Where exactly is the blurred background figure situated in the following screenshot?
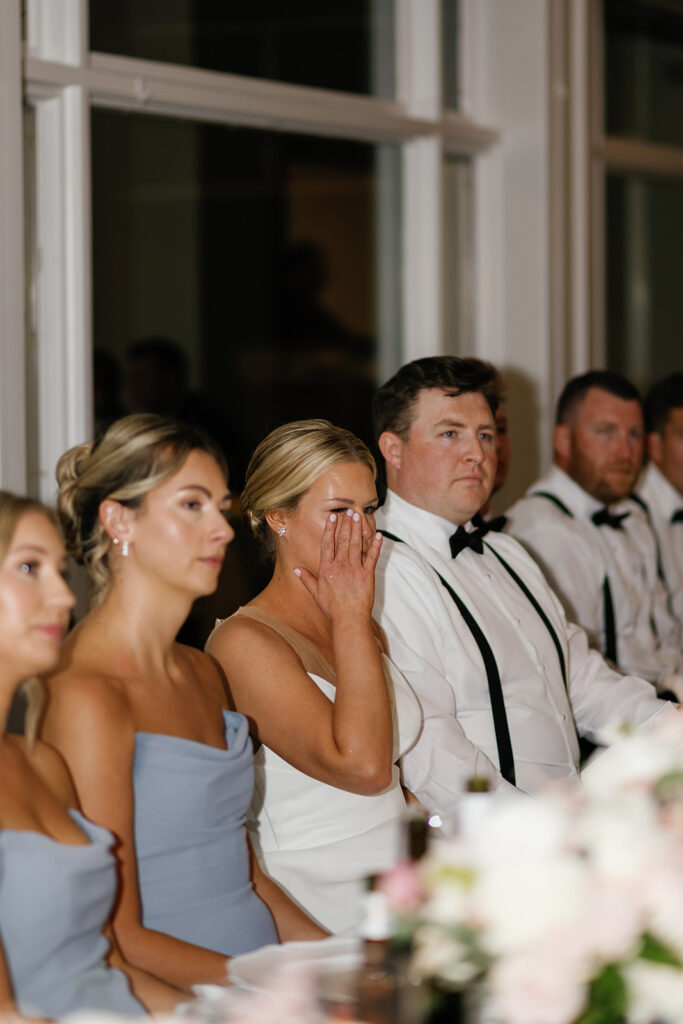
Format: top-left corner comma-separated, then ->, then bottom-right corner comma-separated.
506,371 -> 683,696
125,336 -> 244,477
93,348 -> 125,438
276,241 -> 376,446
639,372 -> 683,625
476,363 -> 510,522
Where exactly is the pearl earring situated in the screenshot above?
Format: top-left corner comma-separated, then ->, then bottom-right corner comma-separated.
121,540 -> 130,557
277,527 -> 286,536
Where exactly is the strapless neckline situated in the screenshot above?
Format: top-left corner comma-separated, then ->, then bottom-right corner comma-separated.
0,808 -> 111,850
135,708 -> 246,756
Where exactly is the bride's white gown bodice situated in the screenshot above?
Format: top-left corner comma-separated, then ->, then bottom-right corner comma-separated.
222,607 -> 422,934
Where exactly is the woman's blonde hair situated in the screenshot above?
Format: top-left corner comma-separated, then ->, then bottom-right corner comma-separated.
0,490 -> 61,745
57,413 -> 228,604
242,419 -> 376,558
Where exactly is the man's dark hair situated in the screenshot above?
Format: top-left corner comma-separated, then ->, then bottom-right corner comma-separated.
555,370 -> 641,426
373,356 -> 500,441
643,373 -> 683,435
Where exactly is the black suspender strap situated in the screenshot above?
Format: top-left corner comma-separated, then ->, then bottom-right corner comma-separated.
530,491 -> 572,517
602,580 -> 618,664
484,545 -> 567,692
379,529 -> 516,786
531,491 -> 618,666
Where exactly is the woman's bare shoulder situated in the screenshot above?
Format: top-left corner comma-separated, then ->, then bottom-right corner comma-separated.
43,649 -> 133,741
207,610 -> 295,659
10,735 -> 79,807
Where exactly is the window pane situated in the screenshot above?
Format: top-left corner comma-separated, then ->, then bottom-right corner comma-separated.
443,156 -> 473,353
604,0 -> 683,147
91,108 -> 399,641
605,172 -> 683,387
89,0 -> 394,98
442,0 -> 460,110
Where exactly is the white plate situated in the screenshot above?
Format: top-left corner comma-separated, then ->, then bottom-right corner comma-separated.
227,935 -> 361,992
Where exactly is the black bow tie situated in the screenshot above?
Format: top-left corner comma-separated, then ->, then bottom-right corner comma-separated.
449,515 -> 507,558
672,509 -> 683,524
591,508 -> 630,530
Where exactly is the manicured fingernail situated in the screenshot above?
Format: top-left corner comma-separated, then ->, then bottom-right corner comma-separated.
345,509 -> 353,517
293,568 -> 302,577
375,532 -> 382,540
329,513 -> 337,522
353,512 -> 360,522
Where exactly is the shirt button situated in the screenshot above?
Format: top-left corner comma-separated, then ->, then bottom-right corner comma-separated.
561,713 -> 567,721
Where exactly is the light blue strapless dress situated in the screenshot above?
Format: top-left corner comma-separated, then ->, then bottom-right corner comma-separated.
134,710 -> 278,956
0,810 -> 145,1018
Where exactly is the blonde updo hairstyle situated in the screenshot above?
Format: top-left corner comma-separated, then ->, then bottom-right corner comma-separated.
57,413 -> 228,604
242,419 -> 376,559
0,490 -> 62,745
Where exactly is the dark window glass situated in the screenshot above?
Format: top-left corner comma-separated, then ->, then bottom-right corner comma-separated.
89,0 -> 394,98
606,172 -> 683,387
604,0 -> 683,147
91,108 -> 399,642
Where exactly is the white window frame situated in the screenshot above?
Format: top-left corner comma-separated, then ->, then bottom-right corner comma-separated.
577,0 -> 683,370
13,0 -> 501,501
4,0 -> 586,503
0,0 -> 27,492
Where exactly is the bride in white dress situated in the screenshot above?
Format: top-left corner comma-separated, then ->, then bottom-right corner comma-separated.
207,420 -> 421,934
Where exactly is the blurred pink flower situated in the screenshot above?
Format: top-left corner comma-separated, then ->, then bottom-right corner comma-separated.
380,861 -> 424,913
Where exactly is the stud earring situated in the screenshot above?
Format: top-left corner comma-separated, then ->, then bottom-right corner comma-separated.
277,527 -> 286,536
121,540 -> 130,557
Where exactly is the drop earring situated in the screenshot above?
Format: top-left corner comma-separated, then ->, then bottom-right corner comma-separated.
277,527 -> 286,536
121,540 -> 130,557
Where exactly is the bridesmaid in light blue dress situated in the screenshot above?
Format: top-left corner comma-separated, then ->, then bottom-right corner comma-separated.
0,491 -> 181,1017
42,416 -> 325,996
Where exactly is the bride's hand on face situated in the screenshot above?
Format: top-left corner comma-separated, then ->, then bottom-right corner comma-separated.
294,509 -> 382,620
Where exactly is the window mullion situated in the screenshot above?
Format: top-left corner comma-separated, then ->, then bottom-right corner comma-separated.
397,0 -> 443,358
0,0 -> 27,492
33,85 -> 92,503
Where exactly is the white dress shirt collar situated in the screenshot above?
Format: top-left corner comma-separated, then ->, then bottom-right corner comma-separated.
380,489 -> 465,559
536,465 -> 632,518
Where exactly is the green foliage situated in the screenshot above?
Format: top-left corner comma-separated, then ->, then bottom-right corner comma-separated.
573,965 -> 627,1024
639,932 -> 682,967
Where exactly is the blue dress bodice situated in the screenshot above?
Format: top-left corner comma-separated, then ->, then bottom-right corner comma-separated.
0,810 -> 145,1018
133,710 -> 278,956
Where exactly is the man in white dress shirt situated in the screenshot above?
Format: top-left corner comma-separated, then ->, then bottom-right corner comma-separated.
505,371 -> 682,692
372,357 -> 672,810
638,373 -> 683,625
